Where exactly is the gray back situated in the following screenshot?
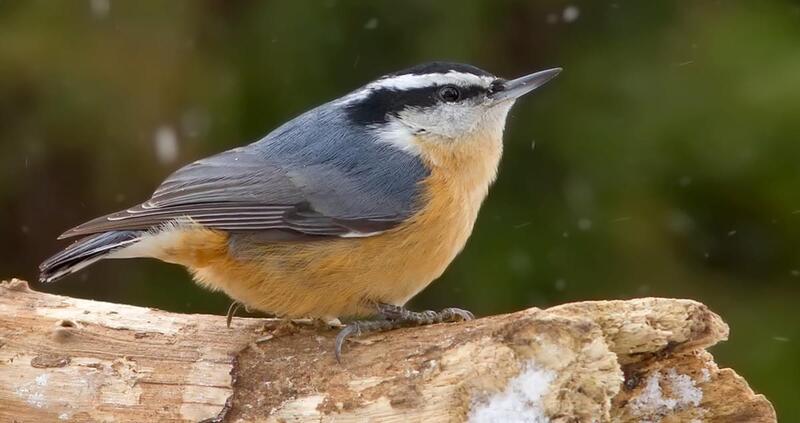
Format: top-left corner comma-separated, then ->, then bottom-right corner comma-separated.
60,100 -> 430,239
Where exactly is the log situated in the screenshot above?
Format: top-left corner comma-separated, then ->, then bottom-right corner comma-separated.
0,278 -> 776,422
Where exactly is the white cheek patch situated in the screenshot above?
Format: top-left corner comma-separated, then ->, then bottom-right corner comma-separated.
395,100 -> 514,141
398,103 -> 487,139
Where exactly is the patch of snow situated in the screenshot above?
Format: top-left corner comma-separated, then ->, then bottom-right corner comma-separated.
154,125 -> 179,164
35,373 -> 49,386
468,362 -> 555,423
668,369 -> 703,406
562,6 -> 580,23
15,373 -> 49,408
629,368 -> 704,421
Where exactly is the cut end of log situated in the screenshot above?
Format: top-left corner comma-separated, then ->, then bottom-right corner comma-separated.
0,278 -> 776,422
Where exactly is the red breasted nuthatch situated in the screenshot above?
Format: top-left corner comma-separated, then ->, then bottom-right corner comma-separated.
40,62 -> 560,359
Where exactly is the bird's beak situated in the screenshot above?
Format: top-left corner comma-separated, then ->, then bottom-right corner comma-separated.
488,67 -> 562,102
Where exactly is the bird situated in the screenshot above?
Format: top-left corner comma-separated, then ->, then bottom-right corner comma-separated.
39,62 -> 561,360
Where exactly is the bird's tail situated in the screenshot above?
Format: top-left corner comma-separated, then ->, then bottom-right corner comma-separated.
39,231 -> 143,283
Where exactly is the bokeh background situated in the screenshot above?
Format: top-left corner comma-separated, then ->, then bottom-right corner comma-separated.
1,0 -> 798,417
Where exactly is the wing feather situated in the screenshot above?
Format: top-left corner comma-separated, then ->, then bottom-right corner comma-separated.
59,106 -> 429,240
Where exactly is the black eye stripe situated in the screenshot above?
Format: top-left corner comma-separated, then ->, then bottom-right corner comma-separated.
455,84 -> 486,100
346,84 -> 487,125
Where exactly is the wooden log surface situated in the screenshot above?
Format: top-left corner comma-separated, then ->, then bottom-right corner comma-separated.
0,278 -> 776,422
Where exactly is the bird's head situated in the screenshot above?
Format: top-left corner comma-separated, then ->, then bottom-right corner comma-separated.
337,62 -> 561,153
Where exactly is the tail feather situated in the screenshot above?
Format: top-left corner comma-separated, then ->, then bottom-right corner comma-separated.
39,231 -> 142,283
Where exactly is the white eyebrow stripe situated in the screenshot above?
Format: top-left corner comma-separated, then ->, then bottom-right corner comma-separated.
368,71 -> 494,91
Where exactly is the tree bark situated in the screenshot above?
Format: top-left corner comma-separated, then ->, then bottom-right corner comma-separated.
0,278 -> 776,422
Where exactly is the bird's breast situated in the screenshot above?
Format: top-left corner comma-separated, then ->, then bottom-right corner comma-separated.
186,131 -> 504,318
376,130 -> 505,300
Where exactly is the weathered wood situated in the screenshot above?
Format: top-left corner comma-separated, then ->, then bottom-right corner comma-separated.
0,278 -> 776,422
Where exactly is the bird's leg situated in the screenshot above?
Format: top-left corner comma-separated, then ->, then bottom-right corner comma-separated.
334,303 -> 474,362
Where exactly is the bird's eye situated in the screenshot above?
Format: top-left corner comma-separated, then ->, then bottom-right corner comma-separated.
438,85 -> 461,102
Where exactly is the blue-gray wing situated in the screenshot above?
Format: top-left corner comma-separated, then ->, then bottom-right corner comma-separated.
60,105 -> 429,239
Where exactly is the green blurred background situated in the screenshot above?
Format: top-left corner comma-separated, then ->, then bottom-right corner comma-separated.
1,0 -> 798,418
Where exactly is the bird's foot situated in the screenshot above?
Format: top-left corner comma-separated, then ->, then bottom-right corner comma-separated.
334,303 -> 474,363
375,303 -> 474,324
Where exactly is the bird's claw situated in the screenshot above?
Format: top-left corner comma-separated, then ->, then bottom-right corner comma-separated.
226,301 -> 254,328
439,307 -> 474,322
334,319 -> 397,363
226,301 -> 241,328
